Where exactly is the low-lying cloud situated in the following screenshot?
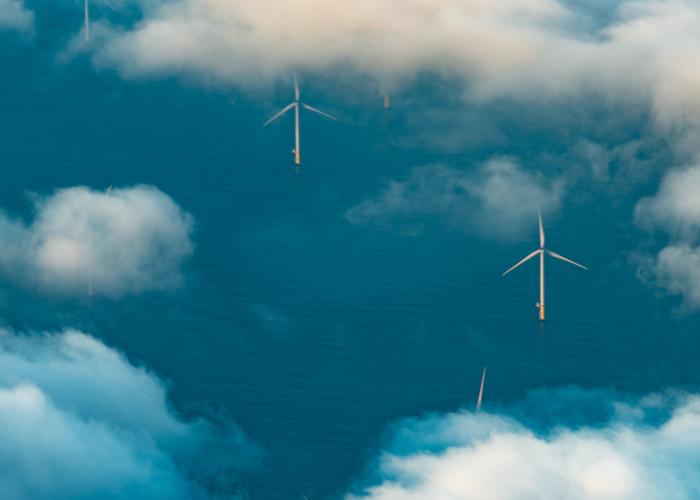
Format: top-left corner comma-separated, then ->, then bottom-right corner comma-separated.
87,0 -> 700,148
635,165 -> 700,309
348,388 -> 700,500
636,165 -> 700,239
0,185 -> 194,298
0,0 -> 33,33
94,0 -> 564,88
0,328 -> 260,499
345,159 -> 564,240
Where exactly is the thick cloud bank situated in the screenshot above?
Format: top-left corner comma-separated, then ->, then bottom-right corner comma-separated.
635,165 -> 700,309
346,159 -> 564,239
92,1 -> 700,138
348,389 -> 700,500
95,0 -> 563,87
0,328 -> 260,499
0,185 -> 194,298
0,0 -> 33,33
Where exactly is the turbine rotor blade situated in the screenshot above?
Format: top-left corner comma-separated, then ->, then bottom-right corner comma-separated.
302,103 -> 338,121
294,74 -> 300,102
546,250 -> 588,270
263,102 -> 296,126
476,367 -> 486,412
502,249 -> 541,276
102,0 -> 118,11
538,208 -> 545,248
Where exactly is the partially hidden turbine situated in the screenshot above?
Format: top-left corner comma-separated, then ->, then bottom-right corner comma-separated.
83,0 -> 118,42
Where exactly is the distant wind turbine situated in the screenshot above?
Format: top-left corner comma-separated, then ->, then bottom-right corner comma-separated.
263,75 -> 337,173
503,210 -> 587,321
476,366 -> 486,412
83,0 -> 118,42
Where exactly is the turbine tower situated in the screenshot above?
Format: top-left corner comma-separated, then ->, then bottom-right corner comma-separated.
503,210 -> 587,321
263,75 -> 338,173
84,0 -> 90,41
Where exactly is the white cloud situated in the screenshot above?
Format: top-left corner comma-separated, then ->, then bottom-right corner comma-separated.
90,0 -> 700,144
345,159 -> 564,239
645,244 -> 700,308
635,165 -> 700,308
0,328 -> 260,499
347,391 -> 700,500
94,0 -> 565,88
0,0 -> 33,33
635,165 -> 700,240
0,185 -> 194,298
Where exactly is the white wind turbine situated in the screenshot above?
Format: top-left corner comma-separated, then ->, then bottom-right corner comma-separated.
263,75 -> 338,173
503,210 -> 588,321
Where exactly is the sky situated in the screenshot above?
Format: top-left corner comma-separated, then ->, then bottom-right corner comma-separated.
4,0 -> 700,498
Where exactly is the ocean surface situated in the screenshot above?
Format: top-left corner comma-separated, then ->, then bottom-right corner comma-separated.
1,6 -> 699,499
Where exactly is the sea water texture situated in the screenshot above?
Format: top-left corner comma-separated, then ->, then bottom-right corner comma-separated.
2,1 -> 700,499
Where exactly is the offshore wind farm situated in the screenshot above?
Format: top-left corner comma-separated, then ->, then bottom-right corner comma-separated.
2,1 -> 700,499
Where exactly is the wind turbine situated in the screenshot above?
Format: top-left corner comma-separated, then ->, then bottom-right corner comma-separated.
503,210 -> 587,321
263,75 -> 338,173
83,0 -> 117,42
475,367 -> 486,412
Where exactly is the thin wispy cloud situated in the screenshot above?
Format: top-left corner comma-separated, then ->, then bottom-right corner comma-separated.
0,185 -> 194,298
0,0 -> 34,33
346,159 -> 564,240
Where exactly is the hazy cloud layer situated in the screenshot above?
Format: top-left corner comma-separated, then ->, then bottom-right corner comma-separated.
0,328 -> 260,499
0,185 -> 194,298
348,389 -> 700,500
0,0 -> 33,33
346,159 -> 564,239
635,165 -> 700,308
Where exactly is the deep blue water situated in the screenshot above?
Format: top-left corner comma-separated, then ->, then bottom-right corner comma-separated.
2,5 -> 700,499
